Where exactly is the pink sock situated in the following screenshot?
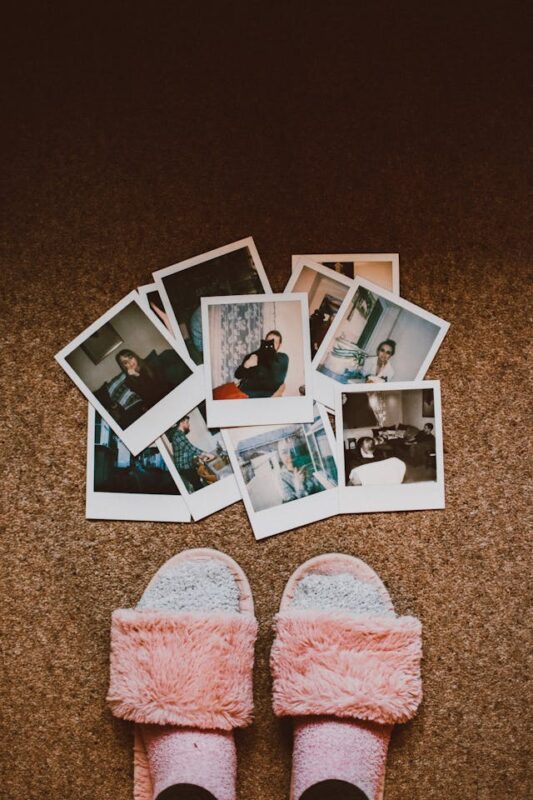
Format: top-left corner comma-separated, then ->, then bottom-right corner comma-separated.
141,725 -> 237,800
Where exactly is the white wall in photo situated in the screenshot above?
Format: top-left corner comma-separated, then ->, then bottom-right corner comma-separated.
262,301 -> 305,397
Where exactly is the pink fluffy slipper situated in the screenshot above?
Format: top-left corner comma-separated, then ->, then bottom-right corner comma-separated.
107,548 -> 258,800
270,554 -> 423,800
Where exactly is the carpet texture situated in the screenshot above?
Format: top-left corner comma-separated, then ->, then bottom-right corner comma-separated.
1,3 -> 530,798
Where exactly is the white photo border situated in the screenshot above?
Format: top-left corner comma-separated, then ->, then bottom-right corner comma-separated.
291,253 -> 400,295
202,292 -> 314,428
335,380 -> 445,513
55,290 -> 204,456
85,404 -> 191,522
222,403 -> 339,540
153,236 -> 272,348
312,277 -> 450,411
158,424 -> 241,522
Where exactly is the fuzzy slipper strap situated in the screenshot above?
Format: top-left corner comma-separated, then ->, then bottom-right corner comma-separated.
271,610 -> 422,725
108,609 -> 258,730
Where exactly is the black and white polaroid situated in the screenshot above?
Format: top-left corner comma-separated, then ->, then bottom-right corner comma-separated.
55,292 -> 204,455
137,282 -> 175,335
158,402 -> 240,520
223,403 -> 338,539
335,381 -> 444,513
285,258 -> 353,359
202,293 -> 314,428
313,277 -> 449,410
291,253 -> 400,294
153,237 -> 271,364
86,406 -> 190,522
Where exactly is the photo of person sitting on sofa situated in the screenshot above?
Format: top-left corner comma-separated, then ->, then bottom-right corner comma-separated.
213,330 -> 289,400
94,346 -> 192,428
343,388 -> 438,486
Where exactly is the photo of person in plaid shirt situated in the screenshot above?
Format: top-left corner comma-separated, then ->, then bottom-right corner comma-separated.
170,415 -> 212,491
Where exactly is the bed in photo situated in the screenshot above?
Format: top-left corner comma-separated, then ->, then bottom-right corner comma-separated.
202,293 -> 314,427
291,252 -> 400,294
313,277 -> 449,410
335,380 -> 444,513
158,401 -> 240,520
86,406 -> 190,522
153,237 -> 271,364
223,403 -> 338,539
55,292 -> 204,455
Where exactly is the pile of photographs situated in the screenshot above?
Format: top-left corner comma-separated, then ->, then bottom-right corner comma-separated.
55,239 -> 449,539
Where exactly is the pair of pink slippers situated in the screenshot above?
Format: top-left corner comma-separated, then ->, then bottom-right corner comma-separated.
108,548 -> 423,800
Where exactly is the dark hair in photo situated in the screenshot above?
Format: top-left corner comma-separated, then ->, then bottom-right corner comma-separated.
115,349 -> 155,380
425,422 -> 434,430
266,329 -> 283,345
377,339 -> 396,355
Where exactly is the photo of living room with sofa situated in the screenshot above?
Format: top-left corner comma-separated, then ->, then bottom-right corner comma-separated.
341,385 -> 440,487
65,300 -> 193,430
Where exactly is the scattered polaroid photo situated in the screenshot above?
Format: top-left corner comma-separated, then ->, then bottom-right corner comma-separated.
335,381 -> 444,513
153,237 -> 271,364
55,291 -> 204,455
291,253 -> 400,294
158,401 -> 241,520
202,293 -> 314,428
137,282 -> 175,336
285,258 -> 353,359
223,403 -> 338,540
86,406 -> 190,522
313,278 -> 450,410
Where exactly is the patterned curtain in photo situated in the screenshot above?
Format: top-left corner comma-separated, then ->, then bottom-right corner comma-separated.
213,303 -> 264,385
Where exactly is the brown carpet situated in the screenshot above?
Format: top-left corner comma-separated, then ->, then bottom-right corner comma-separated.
1,3 -> 530,798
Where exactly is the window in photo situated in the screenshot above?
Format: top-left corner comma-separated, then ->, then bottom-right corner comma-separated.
234,413 -> 337,513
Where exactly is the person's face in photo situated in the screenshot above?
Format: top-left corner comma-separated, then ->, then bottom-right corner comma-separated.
377,343 -> 393,367
361,437 -> 375,455
278,444 -> 294,469
179,417 -> 191,434
119,353 -> 140,375
266,332 -> 281,351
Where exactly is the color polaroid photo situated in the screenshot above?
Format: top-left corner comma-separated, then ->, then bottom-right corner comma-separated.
86,405 -> 190,522
291,253 -> 400,294
335,381 -> 444,513
158,401 -> 241,520
312,277 -> 450,410
202,293 -> 314,428
223,403 -> 338,539
153,237 -> 271,364
55,291 -> 204,455
285,258 -> 353,360
137,282 -> 175,335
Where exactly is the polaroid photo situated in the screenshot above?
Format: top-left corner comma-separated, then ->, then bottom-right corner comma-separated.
313,277 -> 450,410
285,258 -> 353,360
291,253 -> 400,294
137,282 -> 175,336
86,405 -> 190,522
223,403 -> 338,540
158,401 -> 241,520
153,237 -> 271,364
202,293 -> 314,428
55,291 -> 204,455
336,380 -> 444,513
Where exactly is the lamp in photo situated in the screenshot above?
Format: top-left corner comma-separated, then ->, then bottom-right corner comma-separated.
368,391 -> 387,427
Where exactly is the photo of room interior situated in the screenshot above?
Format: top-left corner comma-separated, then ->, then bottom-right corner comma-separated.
319,286 -> 441,383
160,246 -> 266,364
290,265 -> 351,356
66,302 -> 192,428
93,413 -> 179,495
343,388 -> 437,485
232,412 -> 337,512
